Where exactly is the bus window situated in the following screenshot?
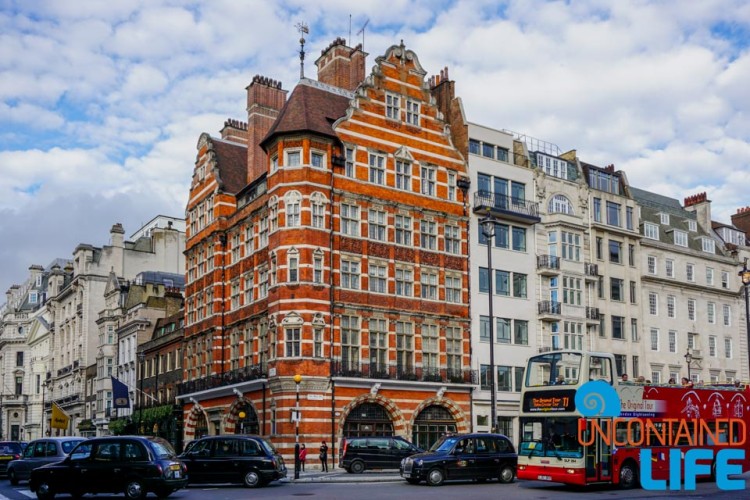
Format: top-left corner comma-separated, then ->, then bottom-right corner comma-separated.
525,352 -> 582,386
589,356 -> 613,384
523,421 -> 542,442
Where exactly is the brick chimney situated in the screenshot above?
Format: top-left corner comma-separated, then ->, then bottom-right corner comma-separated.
731,206 -> 750,238
683,192 -> 711,233
220,118 -> 248,145
246,75 -> 288,183
315,38 -> 368,91
429,67 -> 468,158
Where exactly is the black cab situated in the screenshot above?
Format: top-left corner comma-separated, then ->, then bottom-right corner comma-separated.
399,433 -> 517,486
29,436 -> 187,500
7,437 -> 86,484
339,435 -> 421,473
0,441 -> 25,476
179,434 -> 286,487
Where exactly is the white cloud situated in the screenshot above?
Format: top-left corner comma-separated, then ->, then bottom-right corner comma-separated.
2,0 -> 750,295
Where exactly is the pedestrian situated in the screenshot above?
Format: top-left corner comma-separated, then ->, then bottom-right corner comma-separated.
299,444 -> 307,472
621,373 -> 629,382
319,441 -> 328,472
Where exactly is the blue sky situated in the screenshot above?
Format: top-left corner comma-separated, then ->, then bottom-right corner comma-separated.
1,0 -> 750,297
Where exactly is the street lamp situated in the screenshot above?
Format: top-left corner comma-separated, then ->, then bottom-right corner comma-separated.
739,258 -> 750,380
293,374 -> 302,479
684,347 -> 693,381
138,351 -> 145,435
480,215 -> 497,432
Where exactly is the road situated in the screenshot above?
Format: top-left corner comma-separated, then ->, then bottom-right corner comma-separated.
1,475 -> 748,500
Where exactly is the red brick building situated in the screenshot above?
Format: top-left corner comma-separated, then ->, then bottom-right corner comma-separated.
179,39 -> 472,466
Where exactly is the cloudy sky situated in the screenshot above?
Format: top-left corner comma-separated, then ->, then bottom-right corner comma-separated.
1,0 -> 749,298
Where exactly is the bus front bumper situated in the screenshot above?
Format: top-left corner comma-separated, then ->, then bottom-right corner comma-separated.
517,463 -> 587,486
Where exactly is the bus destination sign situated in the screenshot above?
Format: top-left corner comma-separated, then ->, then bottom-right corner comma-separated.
522,389 -> 577,413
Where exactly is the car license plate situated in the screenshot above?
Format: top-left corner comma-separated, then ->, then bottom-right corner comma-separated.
170,464 -> 181,470
174,471 -> 181,479
538,475 -> 552,481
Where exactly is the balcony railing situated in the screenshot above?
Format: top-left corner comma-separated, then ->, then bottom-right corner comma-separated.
176,364 -> 266,396
537,255 -> 560,273
473,191 -> 541,224
332,359 -> 476,384
584,262 -> 599,277
538,300 -> 561,315
586,307 -> 600,320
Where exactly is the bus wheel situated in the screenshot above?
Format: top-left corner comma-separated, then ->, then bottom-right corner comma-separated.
619,461 -> 638,490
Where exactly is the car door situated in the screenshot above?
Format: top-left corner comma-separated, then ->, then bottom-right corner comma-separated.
83,441 -> 122,494
55,442 -> 92,494
209,438 -> 238,482
473,436 -> 498,479
445,437 -> 474,480
367,438 -> 390,469
391,438 -> 415,468
183,439 -> 211,483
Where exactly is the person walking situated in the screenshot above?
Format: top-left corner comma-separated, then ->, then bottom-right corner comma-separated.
319,441 -> 328,472
299,444 -> 307,472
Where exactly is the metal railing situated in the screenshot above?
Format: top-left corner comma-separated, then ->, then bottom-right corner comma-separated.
473,191 -> 540,219
176,364 -> 266,396
537,255 -> 560,270
332,359 -> 476,384
538,301 -> 562,315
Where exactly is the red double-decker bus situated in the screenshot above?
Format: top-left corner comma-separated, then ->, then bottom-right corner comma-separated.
516,350 -> 750,488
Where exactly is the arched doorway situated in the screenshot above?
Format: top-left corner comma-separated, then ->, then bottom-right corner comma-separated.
194,411 -> 209,439
412,405 -> 456,450
343,402 -> 394,437
234,402 -> 259,435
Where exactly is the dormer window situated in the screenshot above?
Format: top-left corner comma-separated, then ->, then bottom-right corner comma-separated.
688,220 -> 697,232
29,292 -> 38,304
660,213 -> 670,225
701,238 -> 715,254
674,230 -> 688,247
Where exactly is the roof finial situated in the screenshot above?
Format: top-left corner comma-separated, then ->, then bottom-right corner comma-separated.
296,21 -> 309,79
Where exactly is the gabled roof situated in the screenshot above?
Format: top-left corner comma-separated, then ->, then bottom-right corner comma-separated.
211,138 -> 248,194
261,79 -> 351,149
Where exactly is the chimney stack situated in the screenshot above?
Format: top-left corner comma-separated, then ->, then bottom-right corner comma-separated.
315,38 -> 368,91
246,75 -> 288,183
220,119 -> 249,145
731,207 -> 750,241
683,192 -> 711,233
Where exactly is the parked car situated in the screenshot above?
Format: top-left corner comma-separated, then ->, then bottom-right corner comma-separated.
0,441 -> 25,476
7,437 -> 86,485
339,435 -> 422,473
178,435 -> 286,488
399,433 -> 517,486
29,436 -> 187,500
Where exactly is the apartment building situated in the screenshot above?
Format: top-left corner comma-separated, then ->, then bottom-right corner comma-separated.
180,39 -> 472,460
630,190 -> 745,383
464,124 -> 539,440
44,222 -> 184,435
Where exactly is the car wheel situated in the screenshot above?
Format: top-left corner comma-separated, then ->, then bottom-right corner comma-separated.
124,479 -> 146,500
344,467 -> 352,473
427,468 -> 445,486
243,470 -> 262,488
350,460 -> 365,474
8,469 -> 19,486
498,464 -> 515,484
35,481 -> 55,500
619,461 -> 638,490
405,478 -> 420,485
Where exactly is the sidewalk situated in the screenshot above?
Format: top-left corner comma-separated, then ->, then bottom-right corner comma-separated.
284,467 -> 403,483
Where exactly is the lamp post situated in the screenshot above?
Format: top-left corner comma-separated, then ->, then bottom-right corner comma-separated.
684,347 -> 693,381
480,216 -> 497,432
293,374 -> 302,479
739,259 -> 750,380
138,351 -> 145,435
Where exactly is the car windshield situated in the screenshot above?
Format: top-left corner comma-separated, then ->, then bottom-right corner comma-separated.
429,436 -> 458,453
259,438 -> 277,455
150,440 -> 177,459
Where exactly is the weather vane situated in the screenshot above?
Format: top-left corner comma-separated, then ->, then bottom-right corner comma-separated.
296,22 -> 309,79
